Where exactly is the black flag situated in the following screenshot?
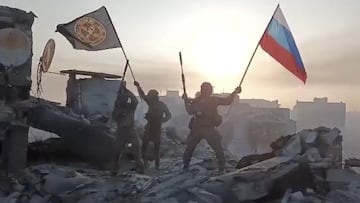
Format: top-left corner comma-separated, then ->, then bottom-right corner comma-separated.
56,6 -> 122,51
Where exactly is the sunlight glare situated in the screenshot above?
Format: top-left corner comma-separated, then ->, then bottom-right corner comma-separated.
191,30 -> 250,77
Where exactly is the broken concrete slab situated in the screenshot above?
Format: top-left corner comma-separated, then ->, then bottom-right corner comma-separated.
141,171 -> 209,202
199,157 -> 303,202
319,128 -> 341,145
326,169 -> 360,183
281,135 -> 302,157
289,191 -> 304,201
301,131 -> 318,145
27,105 -> 115,167
187,187 -> 222,203
42,170 -> 95,195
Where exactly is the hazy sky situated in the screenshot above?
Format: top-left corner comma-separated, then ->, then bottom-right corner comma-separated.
2,0 -> 360,110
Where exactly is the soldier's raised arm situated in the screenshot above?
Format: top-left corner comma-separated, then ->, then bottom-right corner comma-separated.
216,86 -> 242,105
134,81 -> 150,104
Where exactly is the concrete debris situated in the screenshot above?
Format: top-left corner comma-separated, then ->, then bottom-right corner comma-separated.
281,134 -> 302,157
345,158 -> 360,168
1,125 -> 360,203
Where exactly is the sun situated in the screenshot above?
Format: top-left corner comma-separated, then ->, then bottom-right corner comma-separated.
190,30 -> 250,77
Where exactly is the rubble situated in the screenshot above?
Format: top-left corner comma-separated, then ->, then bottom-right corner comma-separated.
2,125 -> 360,203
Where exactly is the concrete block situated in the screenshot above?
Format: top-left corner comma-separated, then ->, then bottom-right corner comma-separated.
301,131 -> 318,145
319,128 -> 341,145
282,135 -> 302,157
2,124 -> 29,174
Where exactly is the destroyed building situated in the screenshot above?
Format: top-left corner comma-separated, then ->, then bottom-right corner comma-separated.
61,69 -> 122,122
1,4 -> 360,203
0,6 -> 36,174
239,98 -> 280,108
292,97 -> 346,133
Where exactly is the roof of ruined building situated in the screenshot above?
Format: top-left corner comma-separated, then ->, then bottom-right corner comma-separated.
0,6 -> 36,28
60,69 -> 122,79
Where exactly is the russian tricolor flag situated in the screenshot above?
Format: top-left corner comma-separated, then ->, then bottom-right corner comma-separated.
260,6 -> 307,83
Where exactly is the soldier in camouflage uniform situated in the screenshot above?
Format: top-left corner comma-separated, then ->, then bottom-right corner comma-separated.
110,82 -> 145,175
134,81 -> 171,169
182,82 -> 241,172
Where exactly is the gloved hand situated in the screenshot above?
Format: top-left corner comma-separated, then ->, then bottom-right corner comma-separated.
234,86 -> 242,94
181,93 -> 188,100
134,81 -> 140,87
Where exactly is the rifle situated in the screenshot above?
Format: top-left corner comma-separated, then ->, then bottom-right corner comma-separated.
179,52 -> 187,99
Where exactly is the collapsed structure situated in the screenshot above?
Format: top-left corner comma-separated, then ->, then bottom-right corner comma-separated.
3,126 -> 360,203
0,6 -> 36,174
0,5 -> 359,203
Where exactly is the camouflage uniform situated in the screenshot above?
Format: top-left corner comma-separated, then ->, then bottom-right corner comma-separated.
111,87 -> 144,174
183,90 -> 239,171
135,84 -> 171,169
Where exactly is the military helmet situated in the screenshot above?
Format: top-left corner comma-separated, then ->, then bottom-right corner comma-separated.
200,82 -> 213,96
147,89 -> 159,100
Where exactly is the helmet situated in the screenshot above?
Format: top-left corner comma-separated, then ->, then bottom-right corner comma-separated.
200,82 -> 213,96
147,89 -> 159,100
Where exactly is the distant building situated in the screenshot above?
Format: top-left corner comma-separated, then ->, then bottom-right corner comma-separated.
239,99 -> 280,108
138,90 -> 296,157
292,97 -> 346,133
222,101 -> 296,156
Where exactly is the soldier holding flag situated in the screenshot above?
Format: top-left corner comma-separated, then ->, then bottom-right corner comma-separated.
182,83 -> 241,172
134,81 -> 171,170
110,81 -> 145,175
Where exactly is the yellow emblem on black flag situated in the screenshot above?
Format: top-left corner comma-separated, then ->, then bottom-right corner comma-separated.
56,6 -> 122,51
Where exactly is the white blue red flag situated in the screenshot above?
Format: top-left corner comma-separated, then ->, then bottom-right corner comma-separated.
260,6 -> 307,83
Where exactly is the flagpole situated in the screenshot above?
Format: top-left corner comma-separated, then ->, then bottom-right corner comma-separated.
238,3 -> 279,86
104,7 -> 136,81
120,46 -> 136,81
224,4 -> 280,117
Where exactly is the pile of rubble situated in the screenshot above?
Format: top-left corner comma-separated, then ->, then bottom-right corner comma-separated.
1,126 -> 360,203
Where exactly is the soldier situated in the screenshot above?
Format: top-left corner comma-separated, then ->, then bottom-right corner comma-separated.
182,82 -> 241,172
110,81 -> 145,175
134,81 -> 171,169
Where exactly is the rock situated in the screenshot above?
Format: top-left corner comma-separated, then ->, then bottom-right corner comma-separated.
0,192 -> 21,203
280,188 -> 292,203
187,187 -> 222,203
42,169 -> 94,195
305,188 -> 315,195
13,183 -> 25,192
289,191 -> 304,201
128,174 -> 155,192
29,195 -> 46,203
